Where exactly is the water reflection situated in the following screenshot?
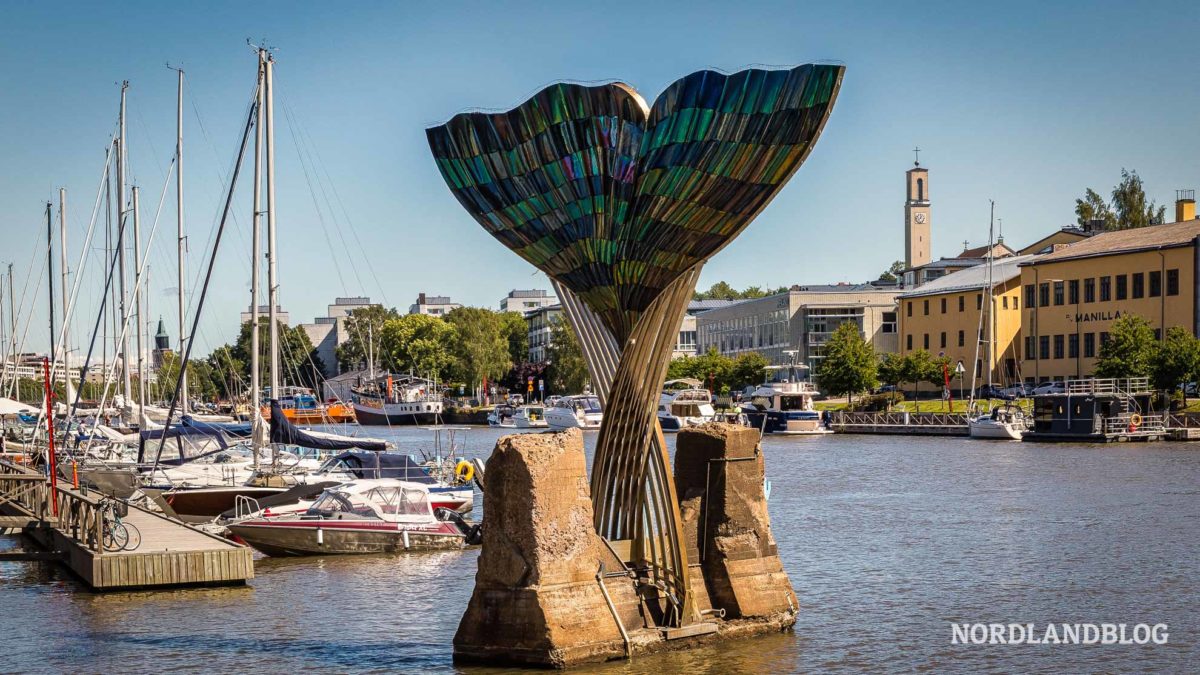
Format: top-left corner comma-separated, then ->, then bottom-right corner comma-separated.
2,429 -> 1197,673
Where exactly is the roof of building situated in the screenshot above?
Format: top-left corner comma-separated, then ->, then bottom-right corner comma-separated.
900,254 -> 1039,299
506,289 -> 550,298
687,299 -> 744,312
1023,219 -> 1200,265
959,241 -> 1015,259
1017,227 -> 1091,255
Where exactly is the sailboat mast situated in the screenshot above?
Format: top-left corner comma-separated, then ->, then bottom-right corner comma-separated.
59,188 -> 74,406
986,201 -> 995,389
264,52 -> 280,399
46,202 -> 56,381
250,51 -> 264,415
133,186 -> 145,420
117,81 -> 131,407
176,67 -> 188,415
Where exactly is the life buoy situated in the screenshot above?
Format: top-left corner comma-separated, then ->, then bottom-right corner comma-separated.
455,460 -> 475,483
1129,413 -> 1142,431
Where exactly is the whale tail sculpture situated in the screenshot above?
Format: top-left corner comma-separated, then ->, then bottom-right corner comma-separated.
428,63 -> 844,627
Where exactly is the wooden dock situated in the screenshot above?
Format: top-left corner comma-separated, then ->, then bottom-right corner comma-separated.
831,411 -> 970,436
0,460 -> 253,590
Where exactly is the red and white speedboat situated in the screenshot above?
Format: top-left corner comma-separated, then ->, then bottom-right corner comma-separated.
227,479 -> 479,556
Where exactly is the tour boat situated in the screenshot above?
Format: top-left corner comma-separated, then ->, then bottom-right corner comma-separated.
262,386 -> 356,424
226,479 -> 478,556
544,395 -> 603,430
739,381 -> 831,435
350,374 -> 443,426
968,405 -> 1028,440
657,380 -> 716,432
513,404 -> 548,428
487,403 -> 517,428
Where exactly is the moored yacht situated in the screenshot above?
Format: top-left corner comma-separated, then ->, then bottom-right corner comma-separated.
968,404 -> 1028,440
263,386 -> 355,424
545,395 -> 603,430
657,379 -> 716,432
226,479 -> 478,556
487,403 -> 517,428
513,404 -> 548,428
351,374 -> 443,426
739,380 -> 830,435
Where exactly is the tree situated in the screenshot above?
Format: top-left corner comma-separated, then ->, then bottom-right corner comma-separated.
231,319 -> 326,394
156,352 -> 218,404
1150,326 -> 1200,400
1095,314 -> 1157,378
816,322 -> 877,404
1111,169 -> 1165,230
730,352 -> 769,391
498,311 -> 529,367
877,260 -> 906,283
445,307 -> 512,395
546,316 -> 589,394
1075,188 -> 1116,230
379,313 -> 457,381
335,305 -> 400,372
878,352 -> 905,390
693,281 -> 741,301
206,345 -> 245,401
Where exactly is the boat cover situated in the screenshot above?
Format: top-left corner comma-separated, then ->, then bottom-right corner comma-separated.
182,415 -> 253,438
269,400 -> 387,451
137,425 -> 232,464
331,451 -> 436,483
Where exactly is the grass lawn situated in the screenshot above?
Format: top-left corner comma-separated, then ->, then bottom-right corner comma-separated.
817,398 -> 1033,413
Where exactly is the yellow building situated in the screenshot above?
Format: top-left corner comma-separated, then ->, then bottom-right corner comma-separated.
898,254 -> 1035,386
1019,197 -> 1200,382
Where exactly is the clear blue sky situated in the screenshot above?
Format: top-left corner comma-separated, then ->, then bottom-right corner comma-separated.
3,0 -> 1198,355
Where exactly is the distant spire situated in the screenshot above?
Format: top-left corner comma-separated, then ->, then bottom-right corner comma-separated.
913,146 -> 921,167
154,316 -> 170,350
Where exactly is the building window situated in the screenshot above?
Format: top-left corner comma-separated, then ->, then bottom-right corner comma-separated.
959,295 -> 965,312
1039,336 -> 1050,360
924,299 -> 929,316
1084,278 -> 1095,303
1167,269 -> 1180,296
941,297 -> 947,313
940,332 -> 947,348
1053,281 -> 1064,306
1116,274 -> 1127,300
1100,276 -> 1111,301
1149,270 -> 1162,298
1132,272 -> 1144,299
1084,332 -> 1096,358
923,333 -> 929,349
958,330 -> 965,347
1100,331 -> 1110,347
1014,296 -> 1019,309
917,177 -> 924,201
1039,283 -> 1050,307
907,334 -> 913,350
1053,335 -> 1064,359
907,301 -> 912,317
882,311 -> 897,333
1002,296 -> 1009,309
1154,328 -> 1162,341
1024,284 -> 1035,308
1068,279 -> 1079,304
1025,336 -> 1035,359
1069,334 -> 1079,358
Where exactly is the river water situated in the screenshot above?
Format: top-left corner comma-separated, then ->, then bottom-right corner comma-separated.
2,429 -> 1197,673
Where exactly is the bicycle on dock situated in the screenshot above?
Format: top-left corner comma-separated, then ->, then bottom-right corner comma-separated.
95,496 -> 141,552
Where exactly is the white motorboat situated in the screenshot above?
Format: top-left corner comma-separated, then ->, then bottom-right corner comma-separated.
968,405 -> 1027,440
739,375 -> 832,435
657,380 -> 716,432
513,404 -> 548,428
227,479 -> 479,557
487,403 -> 517,428
545,395 -> 603,430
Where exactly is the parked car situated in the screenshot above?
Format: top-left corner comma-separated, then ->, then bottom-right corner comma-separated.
1185,382 -> 1198,397
875,384 -> 898,394
1001,383 -> 1033,398
975,385 -> 1015,401
1031,381 -> 1067,396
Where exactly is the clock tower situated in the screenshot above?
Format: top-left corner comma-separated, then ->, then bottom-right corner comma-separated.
905,153 -> 931,269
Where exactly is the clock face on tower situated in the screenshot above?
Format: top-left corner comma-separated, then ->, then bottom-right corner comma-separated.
914,213 -> 927,224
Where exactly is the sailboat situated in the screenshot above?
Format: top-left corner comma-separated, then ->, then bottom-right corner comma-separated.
968,202 -> 1028,440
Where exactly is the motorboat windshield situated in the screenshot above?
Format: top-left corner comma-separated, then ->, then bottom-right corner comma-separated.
575,397 -> 601,413
306,482 -> 434,521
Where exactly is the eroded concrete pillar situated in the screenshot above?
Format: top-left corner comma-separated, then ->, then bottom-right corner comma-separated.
675,422 -> 798,621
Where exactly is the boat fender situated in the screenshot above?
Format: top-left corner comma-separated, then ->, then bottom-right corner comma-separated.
455,460 -> 475,483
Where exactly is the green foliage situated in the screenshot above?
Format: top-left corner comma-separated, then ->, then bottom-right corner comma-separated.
668,349 -> 772,394
878,352 -> 905,387
156,351 -> 219,403
877,260 -> 906,283
730,352 -> 769,392
816,322 -> 878,402
498,311 -> 529,366
334,305 -> 400,371
445,307 -> 513,388
379,313 -> 458,380
693,281 -> 790,301
231,318 -> 326,394
546,316 -> 589,394
1095,314 -> 1157,378
1075,169 -> 1165,231
1150,326 -> 1200,395
850,391 -> 903,412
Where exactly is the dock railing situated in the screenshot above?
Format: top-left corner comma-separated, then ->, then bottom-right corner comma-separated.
1065,377 -> 1152,395
1102,415 -> 1166,437
832,411 -> 970,435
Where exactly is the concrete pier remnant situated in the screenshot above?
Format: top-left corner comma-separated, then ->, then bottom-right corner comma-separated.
675,422 -> 798,621
455,425 -> 797,668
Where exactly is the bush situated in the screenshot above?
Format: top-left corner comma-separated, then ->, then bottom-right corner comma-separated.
850,391 -> 904,412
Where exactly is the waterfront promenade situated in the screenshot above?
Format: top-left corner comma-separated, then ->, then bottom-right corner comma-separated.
2,428 -> 1196,673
